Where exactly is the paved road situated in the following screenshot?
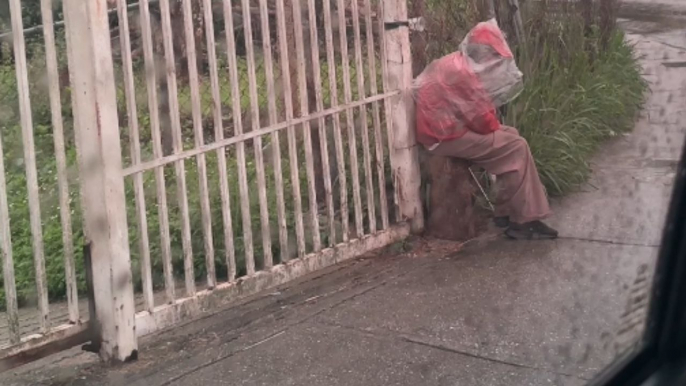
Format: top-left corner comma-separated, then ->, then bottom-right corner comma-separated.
2,2 -> 685,385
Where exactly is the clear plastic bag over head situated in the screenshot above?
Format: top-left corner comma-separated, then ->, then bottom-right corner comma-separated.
459,18 -> 524,107
414,19 -> 523,146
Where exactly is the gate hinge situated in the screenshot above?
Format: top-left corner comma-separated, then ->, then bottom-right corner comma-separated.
385,17 -> 425,32
384,20 -> 409,30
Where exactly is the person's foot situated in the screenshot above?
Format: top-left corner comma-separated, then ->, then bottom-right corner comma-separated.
505,220 -> 559,240
493,216 -> 510,228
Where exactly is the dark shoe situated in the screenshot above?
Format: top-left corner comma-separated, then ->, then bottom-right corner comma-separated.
505,220 -> 559,240
493,216 -> 510,228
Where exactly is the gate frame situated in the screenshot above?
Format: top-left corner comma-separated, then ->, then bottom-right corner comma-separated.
1,0 -> 424,367
131,0 -> 424,338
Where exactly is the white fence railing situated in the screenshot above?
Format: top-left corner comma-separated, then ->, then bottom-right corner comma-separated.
0,0 -> 84,358
0,0 -> 423,366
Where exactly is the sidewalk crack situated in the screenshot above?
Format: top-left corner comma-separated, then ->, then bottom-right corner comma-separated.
315,320 -> 591,382
558,236 -> 659,248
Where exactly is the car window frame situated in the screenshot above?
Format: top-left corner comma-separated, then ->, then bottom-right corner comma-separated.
591,144 -> 686,386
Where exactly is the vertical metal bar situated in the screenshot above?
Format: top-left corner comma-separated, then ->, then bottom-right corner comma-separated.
363,0 -> 389,230
350,0 -> 377,234
0,131 -> 19,343
258,0 -> 288,264
306,0 -> 335,247
291,0 -> 321,252
180,0 -> 216,288
241,0 -> 273,269
382,0 -> 425,232
138,0 -> 175,302
116,0 -> 154,312
40,0 -> 79,320
202,0 -> 237,281
322,0 -> 349,243
158,0 -> 195,295
275,0 -> 306,259
221,0 -> 254,274
378,2 -> 401,223
9,0 -> 50,333
336,0 -> 364,238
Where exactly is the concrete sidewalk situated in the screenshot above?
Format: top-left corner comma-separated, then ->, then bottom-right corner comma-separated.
2,2 -> 685,385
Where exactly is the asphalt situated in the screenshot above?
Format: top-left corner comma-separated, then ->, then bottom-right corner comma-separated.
2,1 -> 685,385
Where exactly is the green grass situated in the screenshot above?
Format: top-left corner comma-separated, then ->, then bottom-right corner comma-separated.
505,24 -> 647,196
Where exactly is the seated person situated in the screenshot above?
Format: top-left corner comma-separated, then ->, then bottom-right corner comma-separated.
421,124 -> 558,240
415,52 -> 558,240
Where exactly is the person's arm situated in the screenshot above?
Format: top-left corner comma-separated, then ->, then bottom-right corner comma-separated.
457,106 -> 500,135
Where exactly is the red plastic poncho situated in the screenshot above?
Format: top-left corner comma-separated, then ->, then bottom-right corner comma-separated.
414,52 -> 500,147
414,19 -> 523,147
461,19 -> 523,108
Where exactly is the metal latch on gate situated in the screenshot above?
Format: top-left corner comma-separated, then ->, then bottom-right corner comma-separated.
384,17 -> 425,32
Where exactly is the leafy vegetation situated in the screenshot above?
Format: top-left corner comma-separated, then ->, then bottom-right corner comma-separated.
506,23 -> 647,195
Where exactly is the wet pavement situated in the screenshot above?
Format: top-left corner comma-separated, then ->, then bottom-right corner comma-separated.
2,1 -> 685,385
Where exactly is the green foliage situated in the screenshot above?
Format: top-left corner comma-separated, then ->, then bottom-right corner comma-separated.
505,24 -> 647,196
0,33 -> 86,309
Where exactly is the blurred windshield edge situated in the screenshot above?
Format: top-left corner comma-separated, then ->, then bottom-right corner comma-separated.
591,138 -> 686,386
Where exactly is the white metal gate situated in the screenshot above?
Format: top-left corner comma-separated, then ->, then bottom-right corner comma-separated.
0,0 -> 422,365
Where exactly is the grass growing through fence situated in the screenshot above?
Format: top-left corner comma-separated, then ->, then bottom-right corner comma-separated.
0,36 -> 388,311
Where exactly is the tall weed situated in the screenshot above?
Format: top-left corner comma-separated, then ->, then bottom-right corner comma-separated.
506,24 -> 647,195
